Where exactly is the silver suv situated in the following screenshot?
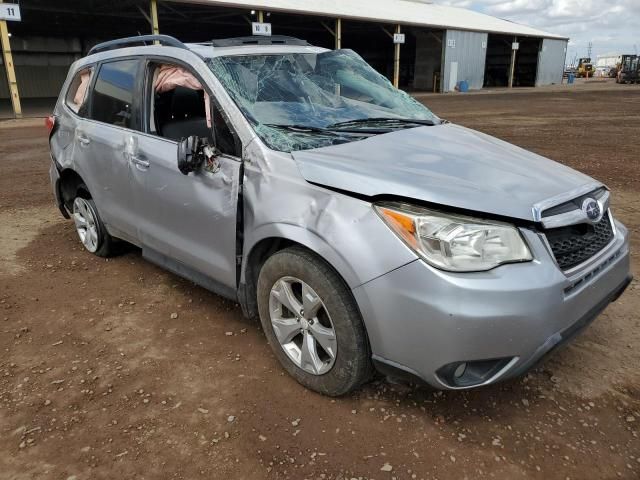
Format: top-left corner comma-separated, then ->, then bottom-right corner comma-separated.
48,35 -> 631,395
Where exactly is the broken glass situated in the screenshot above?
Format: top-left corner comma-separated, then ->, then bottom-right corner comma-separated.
207,49 -> 438,152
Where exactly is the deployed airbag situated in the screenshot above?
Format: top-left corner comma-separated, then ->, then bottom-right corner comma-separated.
155,64 -> 211,128
72,68 -> 92,111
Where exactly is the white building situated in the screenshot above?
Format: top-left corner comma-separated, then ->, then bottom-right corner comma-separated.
596,53 -> 622,75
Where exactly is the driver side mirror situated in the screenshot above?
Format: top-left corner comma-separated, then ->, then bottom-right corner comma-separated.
177,136 -> 205,175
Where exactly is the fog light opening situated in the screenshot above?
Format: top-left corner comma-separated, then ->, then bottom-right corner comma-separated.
453,362 -> 467,378
437,357 -> 515,388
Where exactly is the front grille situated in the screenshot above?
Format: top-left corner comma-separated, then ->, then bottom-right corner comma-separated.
541,187 -> 607,218
545,213 -> 614,270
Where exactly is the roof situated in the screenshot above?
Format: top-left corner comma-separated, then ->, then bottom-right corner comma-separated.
187,42 -> 326,58
172,0 -> 568,40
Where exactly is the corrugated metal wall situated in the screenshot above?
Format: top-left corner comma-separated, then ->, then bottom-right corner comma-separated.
0,67 -> 9,98
536,38 -> 567,86
442,29 -> 488,92
0,37 -> 81,99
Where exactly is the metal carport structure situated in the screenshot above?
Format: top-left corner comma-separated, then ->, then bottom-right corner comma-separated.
1,0 -> 569,118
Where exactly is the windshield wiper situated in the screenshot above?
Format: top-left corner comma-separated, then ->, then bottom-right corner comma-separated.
263,123 -> 370,137
264,123 -> 331,133
328,117 -> 438,130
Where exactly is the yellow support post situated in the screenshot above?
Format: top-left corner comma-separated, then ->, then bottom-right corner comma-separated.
0,1 -> 21,118
257,10 -> 264,23
150,0 -> 159,35
393,24 -> 401,88
335,18 -> 341,49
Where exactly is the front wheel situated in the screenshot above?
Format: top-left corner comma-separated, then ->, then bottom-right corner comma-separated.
257,247 -> 372,396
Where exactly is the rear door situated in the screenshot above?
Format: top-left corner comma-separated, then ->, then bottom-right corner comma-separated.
54,65 -> 95,190
80,58 -> 144,242
130,59 -> 242,291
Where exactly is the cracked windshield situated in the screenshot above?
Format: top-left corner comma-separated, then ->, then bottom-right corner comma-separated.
207,49 -> 439,152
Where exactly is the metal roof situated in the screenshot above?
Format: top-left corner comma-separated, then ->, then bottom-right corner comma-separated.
173,0 -> 568,40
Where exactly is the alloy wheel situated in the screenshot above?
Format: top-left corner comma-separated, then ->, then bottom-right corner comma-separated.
268,276 -> 337,375
72,197 -> 99,253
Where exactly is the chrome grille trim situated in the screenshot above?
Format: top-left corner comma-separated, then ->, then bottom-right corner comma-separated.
532,182 -> 604,223
541,190 -> 609,229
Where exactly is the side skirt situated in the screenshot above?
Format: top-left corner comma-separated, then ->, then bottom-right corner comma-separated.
143,247 -> 238,302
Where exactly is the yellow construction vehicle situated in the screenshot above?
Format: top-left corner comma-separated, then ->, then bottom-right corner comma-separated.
616,55 -> 638,83
577,57 -> 594,78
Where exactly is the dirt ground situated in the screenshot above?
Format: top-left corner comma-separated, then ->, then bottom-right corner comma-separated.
1,84 -> 639,480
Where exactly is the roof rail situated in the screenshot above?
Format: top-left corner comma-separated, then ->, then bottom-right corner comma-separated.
210,36 -> 309,48
88,34 -> 189,56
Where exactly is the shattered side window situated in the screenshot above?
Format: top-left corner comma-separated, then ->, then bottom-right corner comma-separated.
207,49 -> 437,152
65,67 -> 94,117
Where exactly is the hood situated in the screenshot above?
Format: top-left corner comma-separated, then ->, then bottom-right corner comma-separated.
292,123 -> 597,222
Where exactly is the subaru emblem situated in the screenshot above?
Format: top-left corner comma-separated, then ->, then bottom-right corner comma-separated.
582,198 -> 601,222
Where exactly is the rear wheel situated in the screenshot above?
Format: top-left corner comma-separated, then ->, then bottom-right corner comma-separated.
257,247 -> 372,396
72,195 -> 114,257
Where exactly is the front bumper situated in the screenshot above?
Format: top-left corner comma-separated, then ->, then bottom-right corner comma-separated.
353,220 -> 631,389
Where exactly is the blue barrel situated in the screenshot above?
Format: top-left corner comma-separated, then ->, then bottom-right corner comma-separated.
457,80 -> 469,92
568,73 -> 575,84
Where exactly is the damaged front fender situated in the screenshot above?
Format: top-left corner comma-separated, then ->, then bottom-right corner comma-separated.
240,140 -> 418,291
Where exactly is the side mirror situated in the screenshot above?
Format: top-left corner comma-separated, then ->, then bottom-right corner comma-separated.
177,136 -> 204,175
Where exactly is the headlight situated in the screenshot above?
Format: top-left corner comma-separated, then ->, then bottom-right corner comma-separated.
375,202 -> 532,272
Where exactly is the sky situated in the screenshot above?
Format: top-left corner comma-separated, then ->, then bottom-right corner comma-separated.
440,0 -> 640,64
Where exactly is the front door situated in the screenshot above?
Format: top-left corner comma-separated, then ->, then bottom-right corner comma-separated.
132,135 -> 241,290
130,61 -> 242,291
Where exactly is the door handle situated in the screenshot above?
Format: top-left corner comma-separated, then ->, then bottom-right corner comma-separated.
130,155 -> 150,168
77,134 -> 90,146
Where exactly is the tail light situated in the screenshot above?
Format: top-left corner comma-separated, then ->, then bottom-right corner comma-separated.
45,115 -> 56,134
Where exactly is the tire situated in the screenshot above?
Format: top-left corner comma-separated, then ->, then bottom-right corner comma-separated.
257,247 -> 372,396
71,192 -> 114,257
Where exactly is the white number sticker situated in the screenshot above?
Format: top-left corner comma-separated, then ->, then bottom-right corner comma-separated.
393,33 -> 405,44
0,3 -> 21,21
252,22 -> 272,36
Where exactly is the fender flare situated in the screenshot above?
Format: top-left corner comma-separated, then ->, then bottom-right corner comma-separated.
242,222 -> 362,289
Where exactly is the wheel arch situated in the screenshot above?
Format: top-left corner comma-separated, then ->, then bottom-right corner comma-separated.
58,168 -> 91,211
239,225 -> 362,321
